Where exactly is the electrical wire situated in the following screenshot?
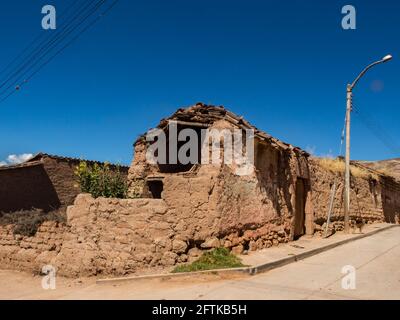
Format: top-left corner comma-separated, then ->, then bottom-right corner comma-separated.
0,0 -> 81,77
353,105 -> 400,156
0,0 -> 103,95
0,0 -> 120,104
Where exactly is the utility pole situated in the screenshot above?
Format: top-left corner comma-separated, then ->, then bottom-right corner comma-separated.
343,54 -> 392,233
344,85 -> 352,233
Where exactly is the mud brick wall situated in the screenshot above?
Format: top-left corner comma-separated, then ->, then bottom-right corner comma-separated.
0,158 -> 80,213
0,221 -> 66,273
309,158 -> 400,226
0,163 -> 399,278
55,194 -> 171,276
42,157 -> 82,207
128,116 -> 314,238
380,176 -> 400,223
0,164 -> 61,213
56,187 -> 294,277
0,156 -> 129,213
0,195 -> 172,277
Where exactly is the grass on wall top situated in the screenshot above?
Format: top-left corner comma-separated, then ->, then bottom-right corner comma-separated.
316,157 -> 379,180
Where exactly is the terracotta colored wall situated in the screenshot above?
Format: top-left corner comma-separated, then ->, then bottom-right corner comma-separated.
58,193 -> 293,276
42,157 -> 82,207
0,221 -> 66,272
0,164 -> 61,213
309,158 -> 400,225
380,176 -> 400,223
128,119 -> 313,240
0,157 -> 129,213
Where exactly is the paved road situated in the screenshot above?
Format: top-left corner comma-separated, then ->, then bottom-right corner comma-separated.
1,227 -> 399,299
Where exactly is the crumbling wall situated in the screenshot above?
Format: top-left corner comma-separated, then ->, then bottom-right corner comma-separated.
5,104 -> 400,277
309,158 -> 400,233
54,194 -> 172,276
1,158 -> 399,277
127,142 -> 152,198
0,195 -> 171,277
127,116 -> 312,238
0,145 -> 303,277
66,157 -> 299,276
0,221 -> 66,273
380,176 -> 400,224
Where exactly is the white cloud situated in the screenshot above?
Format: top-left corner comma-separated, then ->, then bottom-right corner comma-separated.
0,153 -> 33,166
304,146 -> 337,159
305,145 -> 316,155
320,149 -> 335,159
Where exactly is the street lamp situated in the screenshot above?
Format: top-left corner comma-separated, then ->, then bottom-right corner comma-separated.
344,54 -> 393,233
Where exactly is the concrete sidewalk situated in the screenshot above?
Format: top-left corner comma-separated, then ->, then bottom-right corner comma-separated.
241,222 -> 395,269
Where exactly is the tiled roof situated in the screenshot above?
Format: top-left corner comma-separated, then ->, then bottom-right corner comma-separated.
0,153 -> 129,170
136,102 -> 309,156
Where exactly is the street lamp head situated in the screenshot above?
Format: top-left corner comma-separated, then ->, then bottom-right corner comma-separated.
382,54 -> 393,62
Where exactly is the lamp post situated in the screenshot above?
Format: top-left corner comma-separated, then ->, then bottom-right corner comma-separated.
344,54 -> 393,233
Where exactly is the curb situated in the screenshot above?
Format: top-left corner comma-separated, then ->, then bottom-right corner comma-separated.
248,223 -> 398,274
96,224 -> 398,285
96,267 -> 251,285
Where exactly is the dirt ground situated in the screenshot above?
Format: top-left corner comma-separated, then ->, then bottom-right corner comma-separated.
0,268 -> 244,300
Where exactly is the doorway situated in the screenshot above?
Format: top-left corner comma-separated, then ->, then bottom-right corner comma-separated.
294,178 -> 306,239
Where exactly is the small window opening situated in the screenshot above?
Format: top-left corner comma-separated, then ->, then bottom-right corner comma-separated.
147,180 -> 163,199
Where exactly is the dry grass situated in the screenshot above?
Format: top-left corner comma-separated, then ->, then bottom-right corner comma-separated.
361,159 -> 400,181
375,167 -> 392,177
0,209 -> 66,237
316,158 -> 378,180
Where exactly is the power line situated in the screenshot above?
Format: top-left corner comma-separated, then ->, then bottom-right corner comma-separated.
0,0 -> 103,94
353,105 -> 400,156
0,0 -> 81,77
0,0 -> 107,99
0,0 -> 120,105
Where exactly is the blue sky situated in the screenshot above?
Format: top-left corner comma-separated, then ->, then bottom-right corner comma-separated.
0,0 -> 398,165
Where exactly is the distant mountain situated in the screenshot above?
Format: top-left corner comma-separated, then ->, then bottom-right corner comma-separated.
360,158 -> 400,181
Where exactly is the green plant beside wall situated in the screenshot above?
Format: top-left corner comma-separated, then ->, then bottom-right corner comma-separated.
75,161 -> 128,199
172,247 -> 246,273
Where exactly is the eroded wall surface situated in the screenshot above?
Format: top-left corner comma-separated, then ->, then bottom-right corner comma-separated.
309,158 -> 400,233
0,221 -> 66,273
0,161 -> 399,277
0,128 -> 399,277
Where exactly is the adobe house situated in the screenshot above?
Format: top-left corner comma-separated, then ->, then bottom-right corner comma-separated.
0,153 -> 129,213
0,104 -> 399,277
128,103 -> 314,244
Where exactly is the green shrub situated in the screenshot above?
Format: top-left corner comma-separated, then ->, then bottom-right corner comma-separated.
75,161 -> 128,199
172,247 -> 246,273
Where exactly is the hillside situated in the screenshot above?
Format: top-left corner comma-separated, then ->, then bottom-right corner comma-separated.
361,158 -> 400,181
